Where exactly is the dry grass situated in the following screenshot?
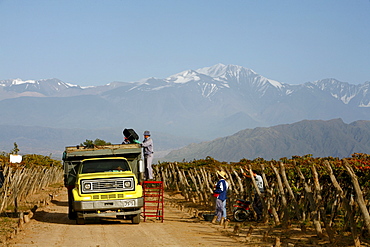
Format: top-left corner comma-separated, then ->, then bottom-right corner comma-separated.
0,183 -> 64,244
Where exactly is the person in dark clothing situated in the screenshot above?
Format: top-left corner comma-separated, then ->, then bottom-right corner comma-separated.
122,137 -> 130,144
243,171 -> 264,221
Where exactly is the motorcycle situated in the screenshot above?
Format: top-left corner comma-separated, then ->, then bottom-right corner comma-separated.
233,199 -> 254,222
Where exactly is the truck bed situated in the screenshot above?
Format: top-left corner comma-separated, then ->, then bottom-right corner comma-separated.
64,144 -> 142,160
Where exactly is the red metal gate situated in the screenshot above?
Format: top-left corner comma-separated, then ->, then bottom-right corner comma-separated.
142,181 -> 164,222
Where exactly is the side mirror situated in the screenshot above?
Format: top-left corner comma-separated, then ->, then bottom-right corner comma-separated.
139,159 -> 144,173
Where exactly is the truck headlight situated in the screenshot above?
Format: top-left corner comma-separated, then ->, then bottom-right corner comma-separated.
83,183 -> 92,190
124,181 -> 131,188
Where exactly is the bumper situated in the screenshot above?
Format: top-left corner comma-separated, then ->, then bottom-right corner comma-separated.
74,197 -> 143,211
77,209 -> 142,218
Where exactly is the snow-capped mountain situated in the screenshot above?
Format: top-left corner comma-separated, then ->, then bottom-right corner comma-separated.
131,64 -> 288,100
312,79 -> 370,107
0,78 -> 78,95
0,64 -> 369,140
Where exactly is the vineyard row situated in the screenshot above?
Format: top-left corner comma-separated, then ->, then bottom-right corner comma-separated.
0,165 -> 63,214
153,158 -> 370,246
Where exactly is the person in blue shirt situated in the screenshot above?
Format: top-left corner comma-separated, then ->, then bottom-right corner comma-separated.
212,170 -> 228,224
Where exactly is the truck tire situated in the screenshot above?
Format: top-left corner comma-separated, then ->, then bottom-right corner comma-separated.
131,213 -> 140,224
76,215 -> 85,225
67,189 -> 76,220
68,204 -> 77,220
69,211 -> 77,220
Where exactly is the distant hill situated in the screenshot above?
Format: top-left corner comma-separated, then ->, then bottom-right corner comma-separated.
162,119 -> 370,162
0,125 -> 199,160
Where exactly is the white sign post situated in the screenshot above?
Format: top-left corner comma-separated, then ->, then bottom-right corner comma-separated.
10,154 -> 22,163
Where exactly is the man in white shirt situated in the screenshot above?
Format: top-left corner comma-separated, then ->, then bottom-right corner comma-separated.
243,171 -> 264,221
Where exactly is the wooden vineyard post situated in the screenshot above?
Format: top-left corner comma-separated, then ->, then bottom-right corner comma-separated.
12,168 -> 24,214
324,160 -> 360,247
240,167 -> 253,201
311,163 -> 334,241
177,166 -> 190,201
0,165 -> 63,215
295,163 -> 324,238
0,167 -> 10,213
188,169 -> 201,203
194,168 -> 205,204
223,167 -> 232,191
343,160 -> 370,234
172,163 -> 180,191
270,162 -> 289,226
261,163 -> 280,224
279,162 -> 302,221
232,167 -> 244,196
199,167 -> 213,207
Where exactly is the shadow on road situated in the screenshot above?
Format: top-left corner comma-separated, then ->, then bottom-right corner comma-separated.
50,199 -> 68,207
33,198 -> 146,225
32,209 -> 143,225
32,210 -> 74,225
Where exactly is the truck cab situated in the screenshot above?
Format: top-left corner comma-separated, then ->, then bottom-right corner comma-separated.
62,144 -> 144,225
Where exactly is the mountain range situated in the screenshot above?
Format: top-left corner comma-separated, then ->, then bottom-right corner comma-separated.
162,119 -> 370,162
0,64 -> 369,160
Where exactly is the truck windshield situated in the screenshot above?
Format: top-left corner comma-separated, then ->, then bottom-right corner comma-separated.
81,159 -> 130,174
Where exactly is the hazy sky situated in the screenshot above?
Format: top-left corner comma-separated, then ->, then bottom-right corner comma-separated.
1,0 -> 369,86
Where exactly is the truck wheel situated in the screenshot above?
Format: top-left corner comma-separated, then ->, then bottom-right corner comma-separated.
76,215 -> 85,225
69,211 -> 77,220
68,205 -> 77,220
68,189 -> 76,220
131,213 -> 140,224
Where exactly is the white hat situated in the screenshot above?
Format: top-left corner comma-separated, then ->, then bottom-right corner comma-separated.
216,170 -> 227,179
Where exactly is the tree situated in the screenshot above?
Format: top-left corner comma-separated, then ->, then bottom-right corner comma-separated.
80,139 -> 112,148
93,138 -> 111,146
10,142 -> 19,155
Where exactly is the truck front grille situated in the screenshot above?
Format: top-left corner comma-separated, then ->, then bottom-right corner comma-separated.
92,194 -> 125,200
81,177 -> 135,194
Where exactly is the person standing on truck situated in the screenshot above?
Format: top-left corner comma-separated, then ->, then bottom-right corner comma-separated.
122,136 -> 130,144
141,130 -> 154,180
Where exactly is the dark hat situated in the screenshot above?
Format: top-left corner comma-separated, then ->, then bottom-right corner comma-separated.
144,130 -> 151,136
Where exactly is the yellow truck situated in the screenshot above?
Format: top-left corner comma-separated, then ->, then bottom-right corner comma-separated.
62,144 -> 144,225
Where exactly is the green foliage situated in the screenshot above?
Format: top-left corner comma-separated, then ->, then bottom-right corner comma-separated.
94,138 -> 111,146
173,156 -> 228,170
158,153 -> 370,190
22,154 -> 62,168
10,142 -> 19,155
80,138 -> 112,148
0,149 -> 61,168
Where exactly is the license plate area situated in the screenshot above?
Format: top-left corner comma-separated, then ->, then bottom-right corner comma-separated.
123,200 -> 135,207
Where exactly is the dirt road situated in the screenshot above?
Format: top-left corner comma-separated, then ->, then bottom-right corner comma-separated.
6,190 -> 246,247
